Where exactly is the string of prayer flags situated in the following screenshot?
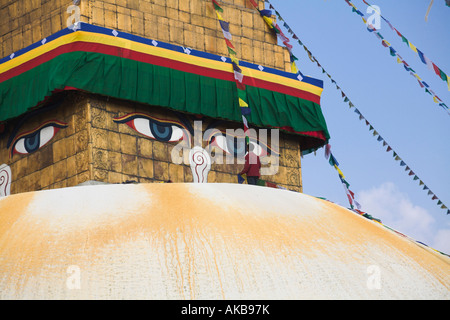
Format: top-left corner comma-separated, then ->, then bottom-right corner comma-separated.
264,0 -> 449,215
219,20 -> 232,40
263,0 -> 447,115
211,0 -> 252,132
361,0 -> 450,91
237,174 -> 284,190
354,104 -> 449,214
212,0 -> 223,12
343,0 -> 448,114
324,144 -> 362,211
248,0 -> 304,80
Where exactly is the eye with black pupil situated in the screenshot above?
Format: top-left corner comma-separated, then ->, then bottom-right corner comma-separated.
150,121 -> 173,142
226,137 -> 246,157
24,132 -> 40,153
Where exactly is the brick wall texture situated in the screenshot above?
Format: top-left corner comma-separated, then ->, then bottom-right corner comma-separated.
0,0 -> 291,71
0,92 -> 303,194
0,0 -> 303,194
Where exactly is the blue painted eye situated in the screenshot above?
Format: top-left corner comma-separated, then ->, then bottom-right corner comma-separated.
150,121 -> 173,142
133,117 -> 184,142
23,131 -> 41,153
226,136 -> 246,157
211,135 -> 246,157
11,122 -> 67,157
114,113 -> 187,143
210,134 -> 273,158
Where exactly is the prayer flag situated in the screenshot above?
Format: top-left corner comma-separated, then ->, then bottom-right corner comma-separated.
240,106 -> 251,115
212,0 -> 223,12
238,98 -> 248,107
260,9 -> 272,17
249,0 -> 258,8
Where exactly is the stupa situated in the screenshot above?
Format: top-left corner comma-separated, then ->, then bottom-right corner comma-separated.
0,0 -> 448,299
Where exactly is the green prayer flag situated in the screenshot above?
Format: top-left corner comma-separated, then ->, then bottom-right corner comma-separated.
227,46 -> 236,56
237,88 -> 247,101
401,35 -> 409,46
257,179 -> 266,186
439,69 -> 448,82
213,2 -> 223,12
342,179 -> 350,189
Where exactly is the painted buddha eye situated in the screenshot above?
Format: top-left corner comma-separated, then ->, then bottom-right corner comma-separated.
208,133 -> 277,158
114,113 -> 188,142
11,121 -> 68,157
212,135 -> 247,157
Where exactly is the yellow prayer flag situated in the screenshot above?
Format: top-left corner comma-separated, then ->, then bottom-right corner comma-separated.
229,53 -> 239,65
334,164 -> 345,179
397,57 -> 402,64
239,98 -> 249,107
410,43 -> 418,53
291,62 -> 298,74
433,96 -> 439,103
262,16 -> 273,27
215,11 -> 224,21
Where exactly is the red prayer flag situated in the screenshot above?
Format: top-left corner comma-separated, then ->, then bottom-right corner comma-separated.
432,62 -> 441,77
249,0 -> 258,8
225,38 -> 235,49
266,182 -> 277,188
236,82 -> 246,91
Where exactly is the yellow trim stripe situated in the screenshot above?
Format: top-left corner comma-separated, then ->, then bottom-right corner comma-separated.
0,31 -> 322,97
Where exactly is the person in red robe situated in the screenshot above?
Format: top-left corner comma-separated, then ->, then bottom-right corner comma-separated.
239,143 -> 261,185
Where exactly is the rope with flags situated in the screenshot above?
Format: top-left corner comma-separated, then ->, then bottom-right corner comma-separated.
249,0 -> 366,213
324,144 -> 366,214
248,0 -> 304,80
211,0 -> 252,142
244,0 -> 450,256
259,0 -> 449,215
343,0 -> 448,115
360,0 -> 449,91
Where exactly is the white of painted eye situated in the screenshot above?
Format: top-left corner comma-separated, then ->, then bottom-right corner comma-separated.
39,126 -> 56,148
14,126 -> 56,154
250,142 -> 263,156
132,117 -> 184,142
14,138 -> 27,154
213,135 -> 230,154
133,118 -> 153,138
170,127 -> 184,142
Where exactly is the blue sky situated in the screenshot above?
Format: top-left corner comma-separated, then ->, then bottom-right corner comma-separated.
267,0 -> 450,253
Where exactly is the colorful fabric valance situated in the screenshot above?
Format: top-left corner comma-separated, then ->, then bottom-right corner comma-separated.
0,23 -> 329,150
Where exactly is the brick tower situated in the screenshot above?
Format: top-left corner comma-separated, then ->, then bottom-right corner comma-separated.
0,0 -> 329,196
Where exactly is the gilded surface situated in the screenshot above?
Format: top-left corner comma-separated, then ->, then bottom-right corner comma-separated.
0,183 -> 448,299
